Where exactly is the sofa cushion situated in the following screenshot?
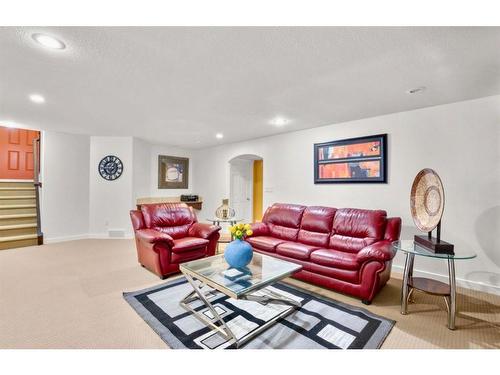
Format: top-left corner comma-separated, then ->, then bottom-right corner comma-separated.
247,236 -> 286,252
276,241 -> 321,261
329,208 -> 387,253
171,237 -> 209,253
310,249 -> 360,270
297,206 -> 336,247
329,235 -> 378,254
263,203 -> 306,241
141,203 -> 196,238
332,208 -> 387,239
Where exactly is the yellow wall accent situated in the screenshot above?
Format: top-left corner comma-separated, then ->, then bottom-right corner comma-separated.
252,160 -> 263,222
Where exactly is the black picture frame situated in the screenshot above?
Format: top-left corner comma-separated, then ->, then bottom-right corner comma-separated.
314,133 -> 387,184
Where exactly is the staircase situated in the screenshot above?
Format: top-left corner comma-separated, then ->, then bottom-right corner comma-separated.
0,181 -> 40,250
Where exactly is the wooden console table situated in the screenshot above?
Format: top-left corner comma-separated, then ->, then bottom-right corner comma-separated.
136,197 -> 203,210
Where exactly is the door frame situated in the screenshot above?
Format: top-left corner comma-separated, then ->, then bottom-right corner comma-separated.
228,154 -> 263,223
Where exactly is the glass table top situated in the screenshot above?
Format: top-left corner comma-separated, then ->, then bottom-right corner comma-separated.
179,253 -> 302,298
206,218 -> 242,223
392,240 -> 477,260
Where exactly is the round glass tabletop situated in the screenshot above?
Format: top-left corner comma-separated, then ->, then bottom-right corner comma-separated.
392,240 -> 477,260
206,218 -> 242,223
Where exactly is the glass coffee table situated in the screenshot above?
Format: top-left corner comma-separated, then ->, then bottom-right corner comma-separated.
392,240 -> 476,330
179,253 -> 302,348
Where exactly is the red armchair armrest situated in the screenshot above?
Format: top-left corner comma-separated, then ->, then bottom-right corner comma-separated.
250,222 -> 269,236
135,229 -> 175,248
130,210 -> 145,231
188,222 -> 221,239
356,240 -> 396,264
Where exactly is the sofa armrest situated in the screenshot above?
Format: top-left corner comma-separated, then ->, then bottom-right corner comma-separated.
188,222 -> 221,239
384,217 -> 402,242
356,240 -> 396,264
130,210 -> 145,231
250,222 -> 269,236
135,229 -> 174,248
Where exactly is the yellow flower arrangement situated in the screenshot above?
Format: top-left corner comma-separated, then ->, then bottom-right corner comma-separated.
229,222 -> 254,240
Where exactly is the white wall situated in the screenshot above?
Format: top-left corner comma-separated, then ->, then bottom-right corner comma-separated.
194,95 -> 500,294
149,144 -> 195,197
132,138 -> 151,204
40,133 -> 196,240
41,131 -> 90,242
89,136 -> 134,237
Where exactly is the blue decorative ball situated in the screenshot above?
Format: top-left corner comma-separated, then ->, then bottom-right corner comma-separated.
224,239 -> 253,269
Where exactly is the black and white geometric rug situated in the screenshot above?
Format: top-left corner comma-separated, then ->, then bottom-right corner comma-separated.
123,277 -> 394,349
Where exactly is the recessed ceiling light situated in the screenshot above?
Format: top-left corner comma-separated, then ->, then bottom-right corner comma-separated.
32,33 -> 66,50
269,117 -> 290,127
215,133 -> 224,139
29,94 -> 45,104
406,86 -> 426,94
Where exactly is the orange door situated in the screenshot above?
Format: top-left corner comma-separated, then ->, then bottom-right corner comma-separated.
0,126 -> 40,180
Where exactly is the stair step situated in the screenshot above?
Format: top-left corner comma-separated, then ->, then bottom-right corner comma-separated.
0,196 -> 36,200
0,205 -> 37,216
0,213 -> 37,226
0,223 -> 37,231
0,234 -> 38,243
0,187 -> 35,191
0,234 -> 39,250
0,223 -> 37,237
0,181 -> 34,188
0,204 -> 36,209
0,214 -> 37,219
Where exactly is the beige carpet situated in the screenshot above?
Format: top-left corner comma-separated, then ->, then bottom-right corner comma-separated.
0,239 -> 498,349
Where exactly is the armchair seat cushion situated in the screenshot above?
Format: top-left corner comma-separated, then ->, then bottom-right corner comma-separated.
246,236 -> 286,252
310,249 -> 360,270
276,241 -> 321,260
171,237 -> 209,253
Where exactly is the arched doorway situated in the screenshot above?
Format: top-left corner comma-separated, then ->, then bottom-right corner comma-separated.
228,154 -> 263,223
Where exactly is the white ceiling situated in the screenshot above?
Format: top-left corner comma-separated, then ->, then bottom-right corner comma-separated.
1,27 -> 499,149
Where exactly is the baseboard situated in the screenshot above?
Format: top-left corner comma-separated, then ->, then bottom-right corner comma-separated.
87,233 -> 134,240
44,234 -> 90,243
392,264 -> 500,296
45,233 -> 134,243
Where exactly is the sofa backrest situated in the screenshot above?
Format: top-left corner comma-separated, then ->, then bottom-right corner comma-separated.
140,203 -> 197,239
297,206 -> 336,247
262,203 -> 306,241
329,208 -> 387,253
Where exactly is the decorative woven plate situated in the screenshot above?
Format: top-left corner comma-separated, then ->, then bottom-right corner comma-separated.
410,168 -> 445,232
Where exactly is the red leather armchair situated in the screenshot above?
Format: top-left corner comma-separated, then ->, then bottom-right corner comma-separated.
130,203 -> 221,278
248,204 -> 401,304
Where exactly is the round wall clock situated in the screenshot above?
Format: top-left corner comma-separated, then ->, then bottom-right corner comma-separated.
98,155 -> 123,181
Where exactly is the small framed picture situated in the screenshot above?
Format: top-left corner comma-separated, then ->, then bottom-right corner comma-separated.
314,134 -> 387,183
158,155 -> 189,189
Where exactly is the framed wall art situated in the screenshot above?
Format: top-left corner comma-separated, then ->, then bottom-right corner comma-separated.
314,134 -> 387,183
158,155 -> 189,189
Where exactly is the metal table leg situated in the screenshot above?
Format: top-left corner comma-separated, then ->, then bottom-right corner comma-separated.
179,271 -> 301,348
447,258 -> 456,330
401,253 -> 414,315
180,273 -> 238,344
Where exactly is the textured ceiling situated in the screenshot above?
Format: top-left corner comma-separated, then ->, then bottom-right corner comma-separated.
0,27 -> 499,148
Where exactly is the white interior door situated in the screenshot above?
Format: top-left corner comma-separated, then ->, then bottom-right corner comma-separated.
230,159 -> 253,222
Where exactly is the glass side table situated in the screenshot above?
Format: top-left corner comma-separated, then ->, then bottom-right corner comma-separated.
206,218 -> 242,248
206,218 -> 242,227
392,240 -> 476,330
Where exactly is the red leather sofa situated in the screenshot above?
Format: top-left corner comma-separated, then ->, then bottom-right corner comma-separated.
130,203 -> 221,278
248,203 -> 401,304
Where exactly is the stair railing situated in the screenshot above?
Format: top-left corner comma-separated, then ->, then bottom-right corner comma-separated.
33,137 -> 43,245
